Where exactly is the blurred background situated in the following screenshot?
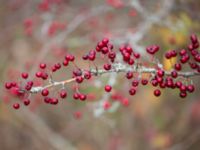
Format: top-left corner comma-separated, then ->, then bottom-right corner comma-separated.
0,0 -> 200,150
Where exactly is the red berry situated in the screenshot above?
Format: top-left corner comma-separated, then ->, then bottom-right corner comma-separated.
187,85 -> 195,93
190,34 -> 198,44
154,89 -> 161,97
194,54 -> 200,62
97,42 -> 104,49
73,93 -> 80,100
180,92 -> 187,98
5,82 -> 12,89
79,94 -> 87,101
104,63 -> 111,70
105,85 -> 112,92
55,63 -> 61,70
41,89 -> 49,96
159,82 -> 166,89
21,72 -> 29,79
179,49 -> 187,56
108,51 -> 116,60
171,70 -> 178,78
141,79 -> 148,85
126,46 -> 133,54
13,103 -> 20,109
39,63 -> 46,69
44,97 -> 51,103
50,98 -> 59,105
126,71 -> 133,79
41,72 -> 48,80
174,63 -> 182,71
123,53 -> 130,61
151,80 -> 158,87
129,88 -> 136,95
23,99 -> 30,106
133,53 -> 140,59
180,54 -> 190,63
76,76 -> 84,83
27,81 -> 33,86
180,85 -> 187,92
60,90 -> 67,99
51,66 -> 57,72
165,52 -> 172,59
11,82 -> 17,87
36,71 -> 43,78
25,84 -> 32,91
128,58 -> 134,65
102,47 -> 109,54
84,71 -> 91,79
132,80 -> 139,87
189,62 -> 198,69
146,45 -> 159,55
63,60 -> 69,66
171,50 -> 177,57
65,54 -> 75,61
157,69 -> 165,77
82,54 -> 89,60
102,38 -> 109,45
175,81 -> 182,88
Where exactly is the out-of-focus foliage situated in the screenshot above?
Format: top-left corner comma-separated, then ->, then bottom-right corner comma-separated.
0,0 -> 200,150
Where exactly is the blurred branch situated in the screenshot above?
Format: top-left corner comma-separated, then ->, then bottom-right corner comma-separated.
16,108 -> 77,150
167,129 -> 200,150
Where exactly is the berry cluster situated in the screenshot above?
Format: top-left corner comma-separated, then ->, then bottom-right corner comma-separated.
4,34 -> 200,110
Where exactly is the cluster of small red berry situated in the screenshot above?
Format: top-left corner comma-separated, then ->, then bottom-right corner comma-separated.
4,34 -> 200,110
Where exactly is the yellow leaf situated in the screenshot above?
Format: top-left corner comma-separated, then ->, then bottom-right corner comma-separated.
163,57 -> 176,71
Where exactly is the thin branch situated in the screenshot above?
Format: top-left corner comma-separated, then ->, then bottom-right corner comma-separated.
30,63 -> 200,93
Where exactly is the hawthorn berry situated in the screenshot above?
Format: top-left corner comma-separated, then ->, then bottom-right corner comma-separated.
154,89 -> 161,97
79,94 -> 87,101
23,98 -> 30,106
180,92 -> 187,98
129,88 -> 136,95
13,103 -> 20,109
132,80 -> 139,87
50,98 -> 59,105
104,63 -> 111,70
60,90 -> 67,99
41,89 -> 49,96
171,70 -> 178,78
5,82 -> 12,89
126,71 -> 133,79
36,71 -> 43,78
63,60 -> 69,66
141,79 -> 148,85
73,93 -> 80,100
174,63 -> 182,71
76,76 -> 84,83
157,69 -> 165,77
105,85 -> 112,92
146,45 -> 159,55
39,63 -> 46,69
84,71 -> 91,79
187,85 -> 195,93
21,72 -> 29,79
44,97 -> 51,103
